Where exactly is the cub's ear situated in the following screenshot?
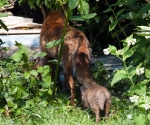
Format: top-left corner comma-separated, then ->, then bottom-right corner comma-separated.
35,57 -> 40,64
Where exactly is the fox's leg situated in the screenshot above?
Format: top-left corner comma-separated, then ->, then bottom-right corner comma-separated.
63,61 -> 75,105
105,99 -> 111,119
93,105 -> 100,123
61,45 -> 75,106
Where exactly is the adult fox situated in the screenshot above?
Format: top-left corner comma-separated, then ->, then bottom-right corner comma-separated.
40,9 -> 93,105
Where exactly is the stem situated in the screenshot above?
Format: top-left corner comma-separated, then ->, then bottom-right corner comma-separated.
105,0 -> 135,86
123,60 -> 134,86
105,0 -> 127,38
51,8 -> 70,100
92,31 -> 101,49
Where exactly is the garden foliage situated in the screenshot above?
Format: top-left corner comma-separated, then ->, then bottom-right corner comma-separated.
102,0 -> 150,124
0,0 -> 150,124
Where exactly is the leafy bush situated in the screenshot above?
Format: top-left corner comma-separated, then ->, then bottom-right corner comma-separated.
1,0 -> 150,124
102,0 -> 150,123
0,41 -> 52,118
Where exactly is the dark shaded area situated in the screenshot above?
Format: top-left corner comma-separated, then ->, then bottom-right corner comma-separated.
7,0 -> 146,52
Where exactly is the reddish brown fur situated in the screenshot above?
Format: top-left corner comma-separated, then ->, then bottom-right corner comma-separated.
80,84 -> 111,123
32,57 -> 47,70
40,11 -> 109,108
40,10 -> 91,105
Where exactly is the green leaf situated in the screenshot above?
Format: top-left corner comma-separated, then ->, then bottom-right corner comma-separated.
145,47 -> 150,63
94,16 -> 100,23
82,13 -> 97,20
130,81 -> 147,96
135,32 -> 150,37
78,1 -> 89,15
24,71 -> 31,79
37,66 -> 44,73
29,76 -> 36,87
7,100 -> 14,107
15,77 -> 26,85
109,21 -> 117,31
111,70 -> 127,86
42,74 -> 51,88
42,65 -> 50,73
108,45 -> 117,55
133,114 -> 146,125
34,52 -> 47,59
127,66 -> 136,77
16,90 -> 21,99
145,68 -> 150,79
121,13 -> 129,18
0,19 -> 9,31
127,0 -> 135,5
46,39 -> 62,48
71,13 -> 97,21
102,7 -> 112,13
117,9 -> 125,17
22,91 -> 29,99
71,15 -> 85,21
30,70 -> 38,77
69,0 -> 79,10
123,48 -> 135,61
138,4 -> 150,15
136,26 -> 150,31
11,52 -> 22,62
19,44 -> 29,54
11,87 -> 18,94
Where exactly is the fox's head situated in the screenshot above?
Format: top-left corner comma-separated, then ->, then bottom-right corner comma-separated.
45,8 -> 67,24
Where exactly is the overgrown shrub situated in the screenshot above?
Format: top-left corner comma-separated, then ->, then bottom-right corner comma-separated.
0,41 -> 52,118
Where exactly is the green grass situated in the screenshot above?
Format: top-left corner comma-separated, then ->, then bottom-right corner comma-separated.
0,95 -> 136,125
0,106 -> 134,125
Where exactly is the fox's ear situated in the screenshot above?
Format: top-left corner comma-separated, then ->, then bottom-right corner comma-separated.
59,4 -> 68,18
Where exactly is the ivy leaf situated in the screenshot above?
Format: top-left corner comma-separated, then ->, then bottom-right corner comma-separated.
69,0 -> 79,10
109,21 -> 117,31
111,70 -> 127,86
